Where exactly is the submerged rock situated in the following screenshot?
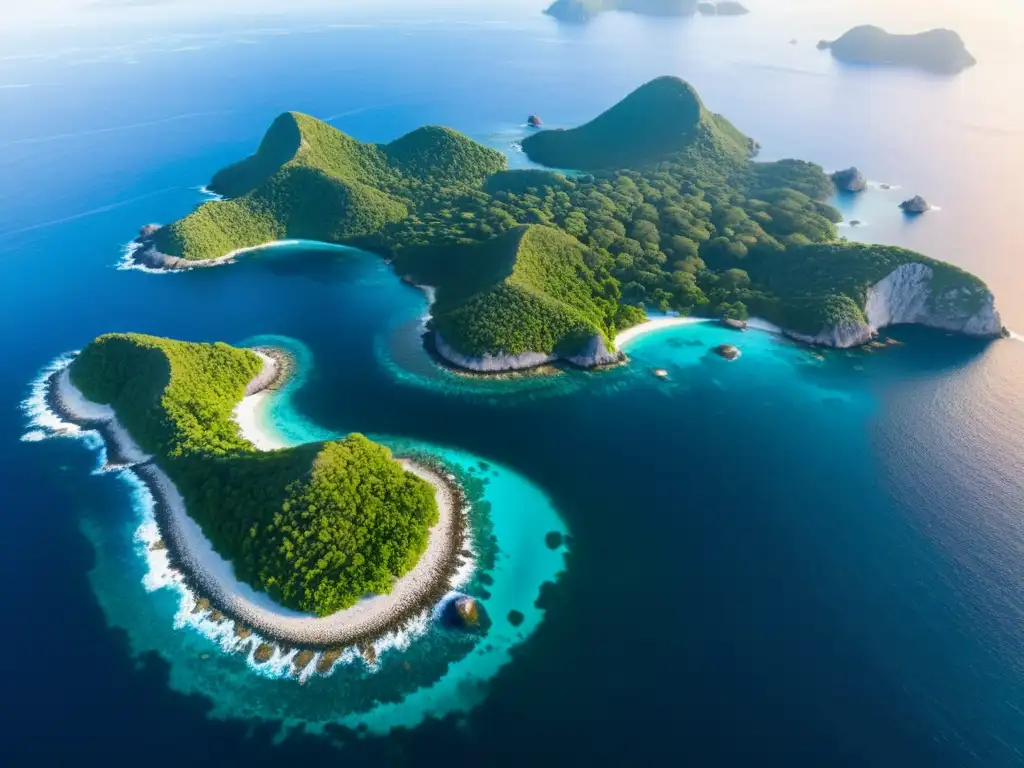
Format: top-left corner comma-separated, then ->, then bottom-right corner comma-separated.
507,610 -> 525,627
713,344 -> 741,360
832,167 -> 867,193
545,531 -> 564,550
899,195 -> 931,214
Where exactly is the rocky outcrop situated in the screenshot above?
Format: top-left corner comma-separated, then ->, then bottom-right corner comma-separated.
831,167 -> 867,192
434,332 -> 622,372
787,263 -> 1003,348
527,115 -> 543,128
434,333 -> 557,372
446,596 -> 484,630
244,353 -> 279,396
899,195 -> 931,214
564,334 -> 622,368
713,344 -> 741,360
720,317 -> 747,331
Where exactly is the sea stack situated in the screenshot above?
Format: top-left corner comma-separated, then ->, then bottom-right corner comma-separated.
527,115 -> 543,128
899,195 -> 931,214
713,344 -> 741,360
832,167 -> 867,193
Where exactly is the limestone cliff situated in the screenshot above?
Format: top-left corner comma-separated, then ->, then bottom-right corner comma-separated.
785,263 -> 1002,347
434,332 -> 621,372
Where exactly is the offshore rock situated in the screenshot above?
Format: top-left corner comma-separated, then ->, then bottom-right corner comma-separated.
831,167 -> 867,193
899,195 -> 931,214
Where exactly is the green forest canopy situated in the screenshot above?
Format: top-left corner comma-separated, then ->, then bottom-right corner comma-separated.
70,333 -> 438,617
151,76 -> 994,353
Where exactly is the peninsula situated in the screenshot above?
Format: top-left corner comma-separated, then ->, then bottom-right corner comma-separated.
132,76 -> 1002,364
53,333 -> 465,646
818,26 -> 977,75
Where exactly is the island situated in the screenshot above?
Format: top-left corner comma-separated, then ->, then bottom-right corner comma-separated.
131,75 -> 1003,361
545,0 -> 697,23
900,195 -> 931,214
831,167 -> 867,193
697,2 -> 748,15
818,26 -> 977,75
51,333 -> 467,649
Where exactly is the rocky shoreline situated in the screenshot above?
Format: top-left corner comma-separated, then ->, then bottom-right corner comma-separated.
45,358 -> 471,668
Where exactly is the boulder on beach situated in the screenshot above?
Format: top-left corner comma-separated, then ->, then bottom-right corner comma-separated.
831,167 -> 867,193
527,114 -> 543,128
720,317 -> 748,331
899,195 -> 931,214
713,344 -> 741,360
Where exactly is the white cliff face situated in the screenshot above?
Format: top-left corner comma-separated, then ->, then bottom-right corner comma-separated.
791,262 -> 1002,348
864,262 -> 1002,337
565,334 -> 621,368
434,332 -> 621,372
786,322 -> 873,348
434,333 -> 557,372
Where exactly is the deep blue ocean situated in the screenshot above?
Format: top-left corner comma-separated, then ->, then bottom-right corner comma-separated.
3,2 -> 1024,765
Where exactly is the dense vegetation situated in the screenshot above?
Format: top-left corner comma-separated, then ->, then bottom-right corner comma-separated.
70,334 -> 438,616
397,225 -> 642,357
152,75 -> 995,356
820,26 -> 977,75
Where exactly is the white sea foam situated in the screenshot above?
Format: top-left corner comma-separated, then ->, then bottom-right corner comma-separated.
1010,331 -> 1023,343
196,185 -> 224,201
746,317 -> 784,335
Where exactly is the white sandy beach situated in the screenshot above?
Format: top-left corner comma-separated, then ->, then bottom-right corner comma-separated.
614,316 -> 712,348
55,356 -> 462,647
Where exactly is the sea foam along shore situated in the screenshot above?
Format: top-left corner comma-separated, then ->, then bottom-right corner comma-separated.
48,353 -> 467,650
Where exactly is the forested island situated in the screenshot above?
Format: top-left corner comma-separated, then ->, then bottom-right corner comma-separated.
818,26 -> 977,75
134,76 -> 1003,368
544,0 -> 746,23
64,334 -> 447,621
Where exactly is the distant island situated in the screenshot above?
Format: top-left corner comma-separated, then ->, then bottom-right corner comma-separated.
132,76 -> 1003,366
544,0 -> 746,23
818,26 -> 977,75
51,333 -> 467,649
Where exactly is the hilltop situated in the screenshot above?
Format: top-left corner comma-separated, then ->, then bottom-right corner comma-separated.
818,26 -> 977,75
69,333 -> 439,617
397,225 -> 639,369
144,113 -> 505,265
520,76 -> 752,170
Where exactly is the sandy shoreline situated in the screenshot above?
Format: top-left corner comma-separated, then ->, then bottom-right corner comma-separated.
130,236 -> 354,271
615,316 -> 713,348
49,355 -> 466,649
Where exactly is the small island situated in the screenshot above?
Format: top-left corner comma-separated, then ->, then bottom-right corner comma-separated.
831,167 -> 867,193
49,333 -> 468,650
133,76 -> 1002,358
697,2 -> 748,15
818,26 -> 977,75
900,195 -> 931,214
544,0 -> 747,23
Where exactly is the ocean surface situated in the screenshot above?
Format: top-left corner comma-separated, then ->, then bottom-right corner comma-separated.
3,1 -> 1024,765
